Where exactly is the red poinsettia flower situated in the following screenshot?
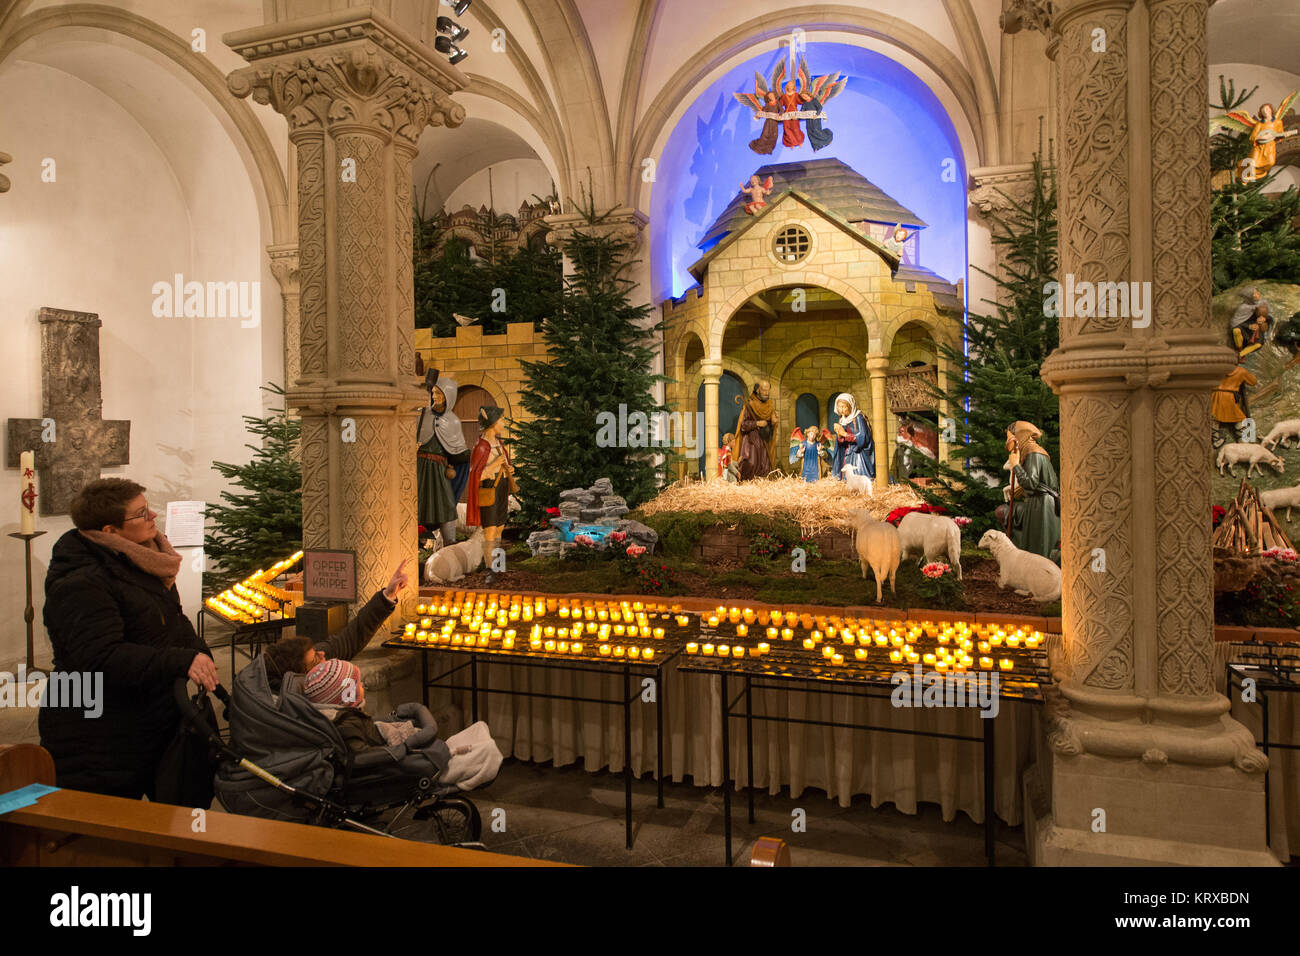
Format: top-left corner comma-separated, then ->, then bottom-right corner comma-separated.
1211,505 -> 1225,527
545,507 -> 561,516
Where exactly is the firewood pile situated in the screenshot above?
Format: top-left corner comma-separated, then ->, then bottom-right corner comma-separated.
1213,479 -> 1294,593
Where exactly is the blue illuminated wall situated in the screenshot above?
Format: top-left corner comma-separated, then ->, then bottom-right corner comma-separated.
650,42 -> 968,303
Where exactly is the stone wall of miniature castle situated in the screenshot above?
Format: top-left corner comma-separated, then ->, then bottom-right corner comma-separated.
414,323 -> 549,423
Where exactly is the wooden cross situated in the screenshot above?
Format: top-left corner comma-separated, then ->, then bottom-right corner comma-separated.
6,307 -> 130,514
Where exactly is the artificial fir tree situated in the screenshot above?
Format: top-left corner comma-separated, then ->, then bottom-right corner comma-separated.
511,194 -> 670,519
1209,75 -> 1300,293
203,383 -> 302,594
914,148 -> 1059,532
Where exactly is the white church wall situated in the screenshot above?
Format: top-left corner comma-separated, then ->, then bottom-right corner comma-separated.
443,158 -> 555,215
0,58 -> 272,669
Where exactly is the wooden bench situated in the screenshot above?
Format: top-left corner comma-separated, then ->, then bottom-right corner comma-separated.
0,744 -> 557,867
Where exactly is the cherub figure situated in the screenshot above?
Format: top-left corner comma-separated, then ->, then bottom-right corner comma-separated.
740,174 -> 774,215
883,224 -> 909,258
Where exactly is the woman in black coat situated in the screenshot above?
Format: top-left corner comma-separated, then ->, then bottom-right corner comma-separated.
39,478 -> 218,799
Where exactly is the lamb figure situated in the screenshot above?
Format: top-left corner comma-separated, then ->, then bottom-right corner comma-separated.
977,529 -> 1061,603
1216,442 -> 1286,478
425,529 -> 485,584
847,508 -> 900,603
1260,481 -> 1300,522
1261,419 -> 1300,451
897,511 -> 963,579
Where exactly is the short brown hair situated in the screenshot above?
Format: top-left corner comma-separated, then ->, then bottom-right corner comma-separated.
70,478 -> 146,530
264,636 -> 315,680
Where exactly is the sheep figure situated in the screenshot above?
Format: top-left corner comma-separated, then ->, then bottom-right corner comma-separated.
843,462 -> 874,497
897,511 -> 963,579
453,495 -> 521,537
425,529 -> 485,584
1260,481 -> 1300,522
1262,419 -> 1300,451
1217,443 -> 1286,478
847,508 -> 899,603
978,529 -> 1061,603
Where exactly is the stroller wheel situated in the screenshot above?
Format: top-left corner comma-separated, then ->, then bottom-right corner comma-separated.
410,795 -> 482,845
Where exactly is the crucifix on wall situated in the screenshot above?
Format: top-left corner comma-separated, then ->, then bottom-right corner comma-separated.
6,307 -> 131,513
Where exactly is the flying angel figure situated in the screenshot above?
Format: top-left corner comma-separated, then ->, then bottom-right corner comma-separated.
1211,90 -> 1298,180
734,58 -> 846,155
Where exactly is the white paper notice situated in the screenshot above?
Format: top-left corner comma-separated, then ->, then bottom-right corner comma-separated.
166,500 -> 207,548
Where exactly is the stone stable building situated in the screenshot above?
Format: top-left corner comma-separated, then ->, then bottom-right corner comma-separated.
662,159 -> 962,481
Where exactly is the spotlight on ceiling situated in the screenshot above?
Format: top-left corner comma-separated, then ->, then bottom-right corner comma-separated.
437,16 -> 470,43
442,0 -> 472,17
435,34 -> 468,65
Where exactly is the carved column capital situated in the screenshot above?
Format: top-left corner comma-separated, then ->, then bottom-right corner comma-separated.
999,0 -> 1056,38
0,151 -> 11,194
968,163 -> 1037,217
544,207 -> 649,257
225,9 -> 465,146
266,242 -> 300,295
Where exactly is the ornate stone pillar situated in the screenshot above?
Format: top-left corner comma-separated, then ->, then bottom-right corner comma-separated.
226,9 -> 465,619
1018,0 -> 1272,864
700,360 -> 722,481
865,354 -> 890,484
267,243 -> 300,388
968,163 -> 1037,295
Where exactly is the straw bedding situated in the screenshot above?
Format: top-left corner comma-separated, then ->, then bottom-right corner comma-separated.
638,475 -> 925,535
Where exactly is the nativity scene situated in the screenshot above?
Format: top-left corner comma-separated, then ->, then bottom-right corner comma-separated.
0,0 -> 1298,895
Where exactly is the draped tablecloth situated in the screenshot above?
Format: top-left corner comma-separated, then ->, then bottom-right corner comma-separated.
418,650 -> 1041,826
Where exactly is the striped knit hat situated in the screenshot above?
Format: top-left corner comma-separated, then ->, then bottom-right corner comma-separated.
302,659 -> 363,708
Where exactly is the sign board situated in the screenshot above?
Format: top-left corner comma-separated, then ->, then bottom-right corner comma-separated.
165,500 -> 206,548
302,549 -> 357,602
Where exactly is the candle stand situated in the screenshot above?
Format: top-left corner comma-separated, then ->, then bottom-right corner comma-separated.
9,530 -> 47,673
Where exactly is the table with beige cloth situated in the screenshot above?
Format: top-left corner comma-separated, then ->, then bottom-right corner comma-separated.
416,650 -> 1042,834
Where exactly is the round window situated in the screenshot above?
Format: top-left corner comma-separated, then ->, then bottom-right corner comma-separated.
773,225 -> 811,264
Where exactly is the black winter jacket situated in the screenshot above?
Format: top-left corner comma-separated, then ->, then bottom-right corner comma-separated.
39,529 -> 212,795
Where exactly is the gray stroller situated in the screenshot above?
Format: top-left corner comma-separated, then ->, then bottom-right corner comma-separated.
203,655 -> 485,846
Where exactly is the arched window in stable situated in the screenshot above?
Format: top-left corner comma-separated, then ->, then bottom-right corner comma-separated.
795,393 -> 821,432
696,371 -> 746,477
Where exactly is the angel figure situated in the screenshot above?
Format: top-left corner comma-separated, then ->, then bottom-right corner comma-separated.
795,57 -> 846,152
740,174 -> 774,215
883,224 -> 909,257
734,66 -> 785,155
1211,91 -> 1298,180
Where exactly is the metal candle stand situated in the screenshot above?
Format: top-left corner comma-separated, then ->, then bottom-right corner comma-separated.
9,530 -> 47,673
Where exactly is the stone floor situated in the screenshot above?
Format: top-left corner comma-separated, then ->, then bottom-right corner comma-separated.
460,758 -> 1027,866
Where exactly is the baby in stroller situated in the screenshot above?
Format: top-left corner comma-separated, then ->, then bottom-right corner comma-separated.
213,561 -> 500,841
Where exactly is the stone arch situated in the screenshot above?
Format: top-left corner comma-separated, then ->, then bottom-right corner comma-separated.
881,307 -> 959,358
626,4 -> 993,209
0,3 -> 291,246
449,370 -> 515,422
672,328 -> 707,384
711,272 -> 881,355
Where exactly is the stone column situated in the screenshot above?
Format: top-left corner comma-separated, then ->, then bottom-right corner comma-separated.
267,243 -> 300,388
968,163 -> 1037,295
1013,0 -> 1271,864
865,354 -> 890,484
700,360 -> 722,481
226,10 -> 465,619
544,206 -> 648,275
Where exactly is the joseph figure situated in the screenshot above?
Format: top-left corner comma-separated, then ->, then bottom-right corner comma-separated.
736,380 -> 779,480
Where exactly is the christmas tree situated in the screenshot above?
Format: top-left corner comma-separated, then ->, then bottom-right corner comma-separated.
511,191 -> 671,518
203,383 -> 303,594
914,149 -> 1059,532
1209,75 -> 1300,293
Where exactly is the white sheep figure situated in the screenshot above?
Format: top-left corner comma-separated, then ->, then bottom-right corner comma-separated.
1262,419 -> 1300,451
1217,442 -> 1286,478
897,511 -> 963,579
978,529 -> 1061,603
843,461 -> 874,497
452,495 -> 521,537
425,529 -> 485,584
847,508 -> 899,603
1260,482 -> 1300,522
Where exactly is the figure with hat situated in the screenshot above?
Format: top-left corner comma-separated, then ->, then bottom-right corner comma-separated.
467,406 -> 515,582
1004,421 -> 1060,561
416,369 -> 471,549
